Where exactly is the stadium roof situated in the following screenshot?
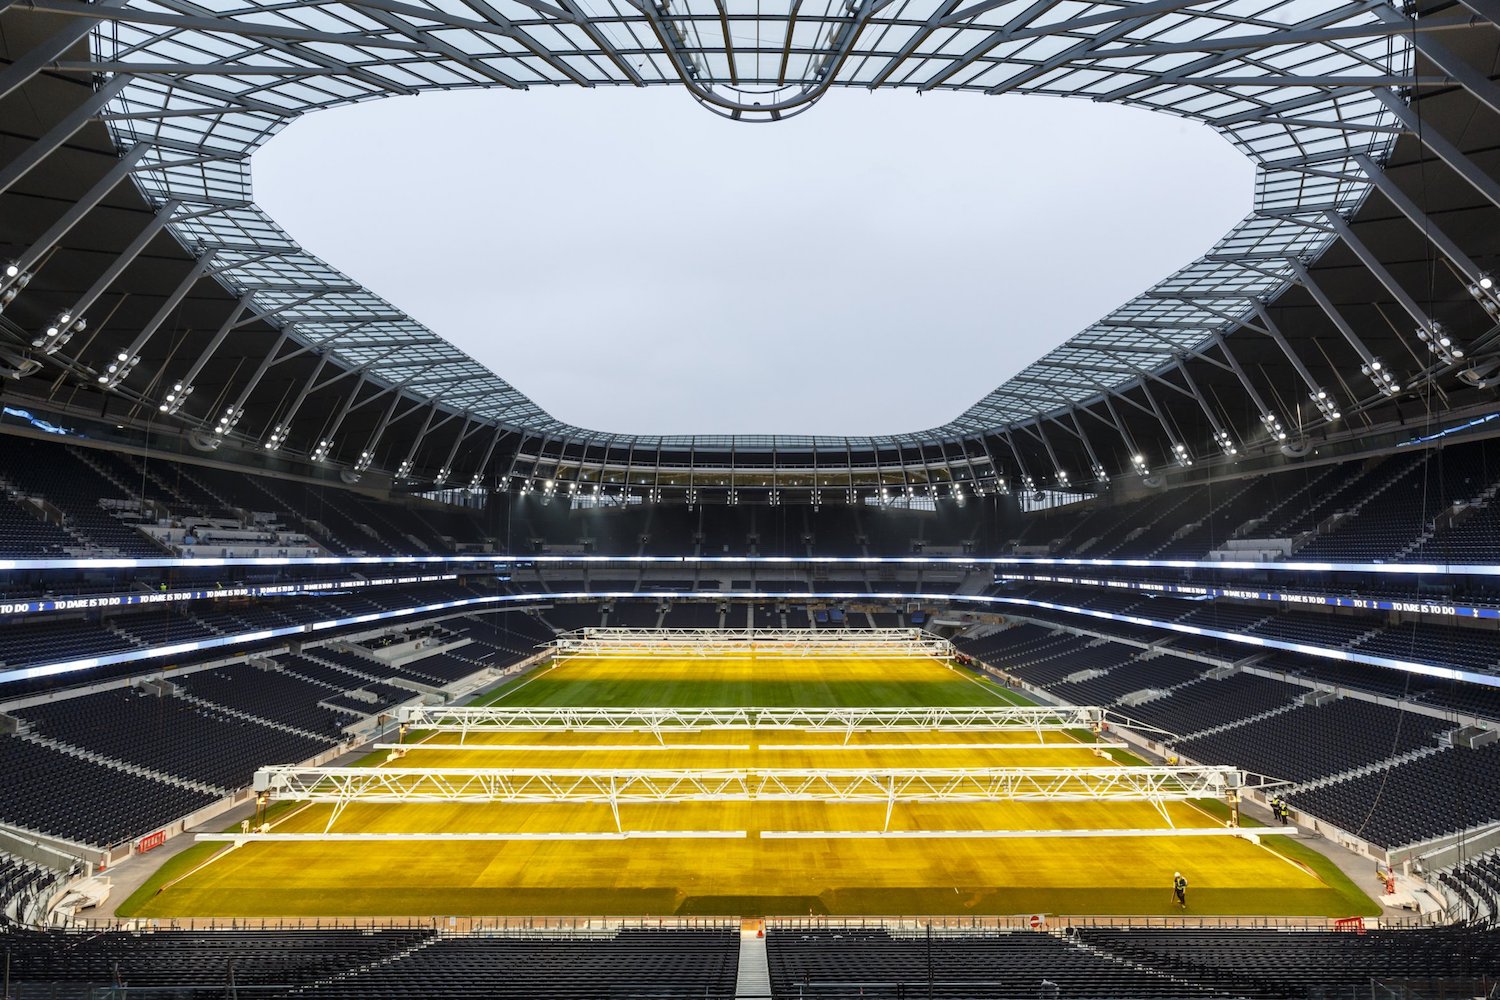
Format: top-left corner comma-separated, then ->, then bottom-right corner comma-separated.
1,0 -> 1499,498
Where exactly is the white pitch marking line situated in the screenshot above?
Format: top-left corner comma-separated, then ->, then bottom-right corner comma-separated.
196,830 -> 750,843
373,742 -> 750,752
754,742 -> 1131,752
759,827 -> 1298,839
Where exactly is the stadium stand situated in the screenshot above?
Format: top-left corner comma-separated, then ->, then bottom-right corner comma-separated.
0,927 -> 739,998
1175,699 -> 1450,785
1072,926 -> 1500,999
1287,742 -> 1500,848
14,687 -> 330,790
1437,851 -> 1500,925
0,733 -> 220,846
0,853 -> 64,924
176,662 -> 355,738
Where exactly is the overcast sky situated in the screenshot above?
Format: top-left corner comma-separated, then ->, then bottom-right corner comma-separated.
255,88 -> 1250,437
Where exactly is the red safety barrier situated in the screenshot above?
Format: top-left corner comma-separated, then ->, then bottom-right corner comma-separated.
137,830 -> 167,853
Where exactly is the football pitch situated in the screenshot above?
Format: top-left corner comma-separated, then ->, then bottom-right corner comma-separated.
121,651 -> 1380,919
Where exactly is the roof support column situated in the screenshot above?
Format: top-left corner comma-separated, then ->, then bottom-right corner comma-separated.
1373,90 -> 1500,213
1137,380 -> 1191,468
1059,409 -> 1108,483
432,413 -> 474,487
1370,6 -> 1500,119
4,143 -> 149,284
102,249 -> 219,393
469,424 -> 510,491
0,0 -> 126,102
1351,153 -> 1487,285
29,198 -> 182,357
1248,301 -> 1344,423
1209,332 -> 1286,441
1321,211 -> 1435,333
1174,362 -> 1236,456
395,402 -> 443,479
0,75 -> 133,196
1098,395 -> 1148,477
1288,260 -> 1403,398
999,427 -> 1035,495
1286,261 -> 1377,367
262,352 -> 335,451
1031,421 -> 1069,487
205,331 -> 290,446
310,370 -> 373,463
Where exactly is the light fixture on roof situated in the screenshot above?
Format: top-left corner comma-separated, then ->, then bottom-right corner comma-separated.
1360,358 -> 1401,397
1092,463 -> 1109,483
97,352 -> 139,390
1131,453 -> 1150,476
158,381 -> 194,415
354,449 -> 374,472
1309,389 -> 1341,421
262,422 -> 289,451
1055,469 -> 1070,487
1416,322 -> 1464,366
1260,412 -> 1289,441
0,266 -> 31,313
468,472 -> 485,492
397,459 -> 415,478
433,466 -> 451,487
1212,428 -> 1237,457
210,405 -> 244,447
33,313 -> 85,355
312,438 -> 334,462
1467,273 -> 1499,318
1171,442 -> 1193,468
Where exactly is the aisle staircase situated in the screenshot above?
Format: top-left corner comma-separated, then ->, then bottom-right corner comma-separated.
736,922 -> 771,999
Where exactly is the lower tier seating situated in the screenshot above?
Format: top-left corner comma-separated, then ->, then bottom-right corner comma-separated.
1287,742 -> 1500,848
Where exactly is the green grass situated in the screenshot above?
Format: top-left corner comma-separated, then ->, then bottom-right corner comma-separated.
1187,798 -> 1380,917
115,801 -> 304,917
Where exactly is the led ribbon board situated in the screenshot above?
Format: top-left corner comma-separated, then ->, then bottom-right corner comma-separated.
0,574 -> 457,618
6,591 -> 1498,689
3,554 -> 1500,576
996,572 -> 1496,621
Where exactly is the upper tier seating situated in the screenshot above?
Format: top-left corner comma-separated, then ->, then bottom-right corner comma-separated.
0,440 -> 165,556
